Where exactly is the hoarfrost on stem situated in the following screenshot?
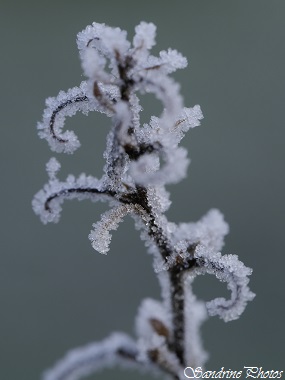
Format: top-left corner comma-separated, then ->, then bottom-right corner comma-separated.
33,21 -> 255,380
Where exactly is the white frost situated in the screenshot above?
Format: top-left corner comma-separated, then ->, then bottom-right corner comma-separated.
43,333 -> 141,380
89,204 -> 149,254
193,245 -> 256,322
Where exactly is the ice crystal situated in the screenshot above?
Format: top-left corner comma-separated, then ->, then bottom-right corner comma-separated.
33,21 -> 255,379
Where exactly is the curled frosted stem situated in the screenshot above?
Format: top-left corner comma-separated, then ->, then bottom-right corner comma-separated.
48,96 -> 89,143
89,203 -> 149,254
32,174 -> 115,224
193,245 -> 255,322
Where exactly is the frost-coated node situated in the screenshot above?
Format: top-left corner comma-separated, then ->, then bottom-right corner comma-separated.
33,20 -> 255,380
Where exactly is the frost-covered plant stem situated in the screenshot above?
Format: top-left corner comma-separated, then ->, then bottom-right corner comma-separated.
33,22 -> 255,380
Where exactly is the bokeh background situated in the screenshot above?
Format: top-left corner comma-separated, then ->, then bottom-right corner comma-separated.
1,1 -> 284,379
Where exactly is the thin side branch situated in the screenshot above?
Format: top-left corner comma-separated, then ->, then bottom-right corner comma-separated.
49,96 -> 89,143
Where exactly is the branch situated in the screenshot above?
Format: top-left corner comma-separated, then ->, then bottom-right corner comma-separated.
49,96 -> 88,143
42,333 -> 158,380
89,203 -> 149,254
32,174 -> 116,224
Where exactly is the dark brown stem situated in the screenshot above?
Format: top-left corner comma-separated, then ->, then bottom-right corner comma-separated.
148,349 -> 180,380
44,187 -> 116,212
49,96 -> 88,142
93,82 -> 116,112
115,50 -> 135,102
122,185 -> 197,366
169,270 -> 185,365
168,246 -> 198,366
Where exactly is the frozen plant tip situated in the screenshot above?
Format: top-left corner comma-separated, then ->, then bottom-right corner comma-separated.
33,21 -> 255,380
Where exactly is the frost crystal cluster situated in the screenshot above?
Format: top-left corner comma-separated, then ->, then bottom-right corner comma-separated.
33,21 -> 255,380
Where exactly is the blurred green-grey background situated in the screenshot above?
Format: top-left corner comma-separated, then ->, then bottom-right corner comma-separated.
1,1 -> 284,379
